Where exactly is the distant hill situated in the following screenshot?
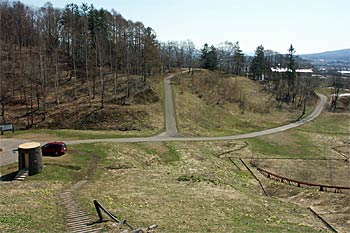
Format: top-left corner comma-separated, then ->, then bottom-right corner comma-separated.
300,49 -> 350,61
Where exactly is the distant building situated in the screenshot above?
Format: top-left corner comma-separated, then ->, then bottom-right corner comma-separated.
270,67 -> 313,73
270,67 -> 313,78
337,71 -> 350,77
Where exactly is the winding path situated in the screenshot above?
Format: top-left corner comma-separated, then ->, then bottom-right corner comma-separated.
0,74 -> 328,165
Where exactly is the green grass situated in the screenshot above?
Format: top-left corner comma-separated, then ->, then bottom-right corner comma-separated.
0,163 -> 17,177
315,87 -> 349,98
297,111 -> 350,135
163,144 -> 181,163
247,132 -> 320,159
0,180 -> 66,232
28,145 -> 92,182
1,128 -> 162,140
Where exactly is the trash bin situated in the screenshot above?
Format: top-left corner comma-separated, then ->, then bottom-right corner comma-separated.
18,142 -> 43,175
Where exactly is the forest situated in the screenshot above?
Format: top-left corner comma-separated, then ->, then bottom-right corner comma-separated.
0,1 -> 322,129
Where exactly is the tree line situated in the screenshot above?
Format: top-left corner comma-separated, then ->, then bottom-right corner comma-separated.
198,42 -> 318,115
0,1 -> 198,126
0,1 -> 333,126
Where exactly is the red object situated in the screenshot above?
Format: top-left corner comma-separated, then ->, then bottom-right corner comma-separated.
41,142 -> 67,156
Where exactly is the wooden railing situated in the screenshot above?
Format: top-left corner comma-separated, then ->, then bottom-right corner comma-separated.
256,167 -> 350,193
93,200 -> 158,233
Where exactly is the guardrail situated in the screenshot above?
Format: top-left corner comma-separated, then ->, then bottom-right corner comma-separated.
256,167 -> 350,193
93,200 -> 158,233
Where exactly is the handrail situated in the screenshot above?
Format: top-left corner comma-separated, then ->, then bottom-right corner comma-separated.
256,167 -> 350,193
93,200 -> 158,233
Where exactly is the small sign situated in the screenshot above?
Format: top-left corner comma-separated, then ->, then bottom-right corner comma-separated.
0,123 -> 15,135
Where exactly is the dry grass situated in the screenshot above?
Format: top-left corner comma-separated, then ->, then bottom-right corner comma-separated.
247,111 -> 350,232
1,79 -> 348,232
77,141 -> 324,232
173,70 -> 313,137
255,159 -> 349,187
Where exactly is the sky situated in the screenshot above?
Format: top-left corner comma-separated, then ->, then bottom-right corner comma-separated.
20,0 -> 350,54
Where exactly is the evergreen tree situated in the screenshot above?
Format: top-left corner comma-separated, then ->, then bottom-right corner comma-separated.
233,41 -> 245,75
200,43 -> 217,70
250,45 -> 265,80
207,45 -> 218,70
286,44 -> 297,102
200,43 -> 209,69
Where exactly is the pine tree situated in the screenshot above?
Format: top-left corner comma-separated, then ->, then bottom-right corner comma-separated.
286,44 -> 297,103
250,45 -> 265,80
200,43 -> 217,70
233,41 -> 245,75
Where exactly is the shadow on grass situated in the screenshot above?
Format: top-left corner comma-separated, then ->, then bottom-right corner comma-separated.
0,171 -> 17,181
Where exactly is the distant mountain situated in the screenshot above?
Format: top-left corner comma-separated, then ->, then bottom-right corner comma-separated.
299,49 -> 350,61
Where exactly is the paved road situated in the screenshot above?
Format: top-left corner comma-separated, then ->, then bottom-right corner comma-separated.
0,72 -> 328,166
163,74 -> 180,137
65,93 -> 328,144
0,139 -> 28,167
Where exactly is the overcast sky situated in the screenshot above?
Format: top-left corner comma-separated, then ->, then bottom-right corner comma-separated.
21,0 -> 350,54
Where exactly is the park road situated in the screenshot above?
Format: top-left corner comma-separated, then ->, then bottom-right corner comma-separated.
0,72 -> 328,166
163,74 -> 180,137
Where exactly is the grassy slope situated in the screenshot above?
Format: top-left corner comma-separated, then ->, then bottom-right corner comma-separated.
1,111 -> 347,232
76,142 -> 322,232
173,70 -> 314,137
248,111 -> 350,159
246,110 -> 350,232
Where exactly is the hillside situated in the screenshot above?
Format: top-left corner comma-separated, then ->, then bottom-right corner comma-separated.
299,49 -> 350,69
300,49 -> 350,60
4,74 -> 163,132
173,70 -> 317,136
0,44 -> 164,132
0,1 -> 167,133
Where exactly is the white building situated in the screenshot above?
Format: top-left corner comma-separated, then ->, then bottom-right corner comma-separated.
270,67 -> 313,73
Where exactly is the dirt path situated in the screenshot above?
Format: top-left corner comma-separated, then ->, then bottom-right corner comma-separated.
59,152 -> 102,233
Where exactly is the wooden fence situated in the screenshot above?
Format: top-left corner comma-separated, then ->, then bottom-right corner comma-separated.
256,167 -> 350,194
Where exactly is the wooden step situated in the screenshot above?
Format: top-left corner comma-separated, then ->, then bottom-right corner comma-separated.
14,169 -> 29,181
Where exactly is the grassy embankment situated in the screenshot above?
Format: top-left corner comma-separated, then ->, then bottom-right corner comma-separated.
173,70 -> 317,137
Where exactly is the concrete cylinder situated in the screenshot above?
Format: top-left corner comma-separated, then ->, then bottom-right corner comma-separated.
18,142 -> 43,176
